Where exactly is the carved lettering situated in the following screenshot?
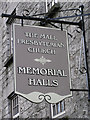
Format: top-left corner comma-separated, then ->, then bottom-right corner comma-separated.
28,78 -> 58,87
25,32 -> 38,38
18,67 -> 67,77
17,39 -> 64,48
40,34 -> 57,40
27,47 -> 56,55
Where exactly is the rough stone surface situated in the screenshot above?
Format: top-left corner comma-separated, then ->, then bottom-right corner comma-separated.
0,1 -> 90,119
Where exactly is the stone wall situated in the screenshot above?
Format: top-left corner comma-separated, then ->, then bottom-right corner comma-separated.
0,1 -> 90,119
0,3 -> 3,119
59,2 -> 90,118
61,2 -> 90,118
0,2 -> 50,119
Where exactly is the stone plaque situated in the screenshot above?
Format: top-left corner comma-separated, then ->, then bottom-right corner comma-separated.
13,24 -> 71,103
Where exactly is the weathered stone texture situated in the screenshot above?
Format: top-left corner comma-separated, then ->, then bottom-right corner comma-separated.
0,1 -> 90,119
58,2 -> 90,118
19,96 -> 50,118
